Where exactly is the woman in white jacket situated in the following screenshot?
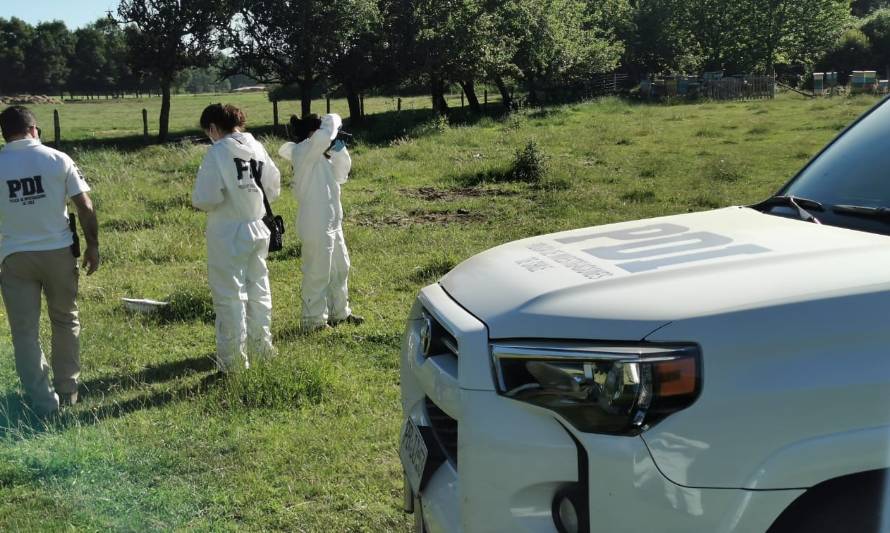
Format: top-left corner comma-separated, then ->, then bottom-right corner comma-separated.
192,104 -> 281,372
279,114 -> 362,332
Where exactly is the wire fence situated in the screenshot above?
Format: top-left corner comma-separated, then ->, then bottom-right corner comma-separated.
641,73 -> 776,101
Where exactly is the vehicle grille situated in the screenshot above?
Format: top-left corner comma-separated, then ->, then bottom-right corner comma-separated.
425,397 -> 458,468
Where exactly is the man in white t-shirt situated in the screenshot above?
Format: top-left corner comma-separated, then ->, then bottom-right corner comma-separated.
0,106 -> 100,416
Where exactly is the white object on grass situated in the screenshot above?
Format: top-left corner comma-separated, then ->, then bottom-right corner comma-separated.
121,298 -> 169,314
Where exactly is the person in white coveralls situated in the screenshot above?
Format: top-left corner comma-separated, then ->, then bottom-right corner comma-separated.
192,104 -> 281,372
279,114 -> 363,332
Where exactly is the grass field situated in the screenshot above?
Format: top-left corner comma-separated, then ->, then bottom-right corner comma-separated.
0,90 -> 883,531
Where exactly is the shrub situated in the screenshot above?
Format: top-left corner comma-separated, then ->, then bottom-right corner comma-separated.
511,140 -> 549,183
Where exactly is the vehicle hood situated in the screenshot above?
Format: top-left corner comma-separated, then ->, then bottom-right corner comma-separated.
440,207 -> 890,340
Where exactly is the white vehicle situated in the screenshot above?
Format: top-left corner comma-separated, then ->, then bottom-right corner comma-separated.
399,97 -> 890,533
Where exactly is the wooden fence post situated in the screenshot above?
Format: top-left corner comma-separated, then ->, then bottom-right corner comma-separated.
142,108 -> 149,144
360,94 -> 365,118
484,90 -> 488,107
53,110 -> 61,147
326,95 -> 331,114
397,97 -> 402,112
273,100 -> 279,134
461,92 -> 465,108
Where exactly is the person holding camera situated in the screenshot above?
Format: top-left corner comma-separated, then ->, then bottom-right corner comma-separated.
279,113 -> 363,332
0,105 -> 100,416
192,104 -> 281,372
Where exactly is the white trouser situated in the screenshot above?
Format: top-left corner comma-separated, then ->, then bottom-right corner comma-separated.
207,235 -> 274,372
300,228 -> 352,328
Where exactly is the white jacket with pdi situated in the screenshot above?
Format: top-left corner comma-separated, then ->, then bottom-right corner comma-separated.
192,132 -> 281,254
278,114 -> 352,237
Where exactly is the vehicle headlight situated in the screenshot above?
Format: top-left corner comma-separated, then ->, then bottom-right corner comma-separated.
492,342 -> 701,435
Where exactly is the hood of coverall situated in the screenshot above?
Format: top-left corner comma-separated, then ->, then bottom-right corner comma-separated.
218,131 -> 259,160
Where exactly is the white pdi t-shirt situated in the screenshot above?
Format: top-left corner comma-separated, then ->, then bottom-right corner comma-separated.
0,139 -> 91,263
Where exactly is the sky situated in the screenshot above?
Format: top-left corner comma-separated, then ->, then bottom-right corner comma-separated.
1,0 -> 118,29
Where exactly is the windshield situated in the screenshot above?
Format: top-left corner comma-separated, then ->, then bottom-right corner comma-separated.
772,97 -> 890,236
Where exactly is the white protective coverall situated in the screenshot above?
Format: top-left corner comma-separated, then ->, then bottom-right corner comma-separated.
278,114 -> 353,329
192,132 -> 281,371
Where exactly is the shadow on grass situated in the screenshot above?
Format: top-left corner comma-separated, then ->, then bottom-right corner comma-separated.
51,128 -> 211,154
0,356 -> 221,439
71,371 -> 224,426
453,166 -> 516,187
47,101 -> 516,154
80,355 -> 217,397
346,106 -> 510,147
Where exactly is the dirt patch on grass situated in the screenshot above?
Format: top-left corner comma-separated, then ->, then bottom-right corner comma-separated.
401,186 -> 517,202
356,208 -> 484,227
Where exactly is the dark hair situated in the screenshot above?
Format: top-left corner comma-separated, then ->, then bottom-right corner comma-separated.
0,106 -> 37,141
199,103 -> 246,133
289,114 -> 322,142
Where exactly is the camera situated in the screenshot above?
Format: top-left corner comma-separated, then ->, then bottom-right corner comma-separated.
330,130 -> 353,150
287,114 -> 354,151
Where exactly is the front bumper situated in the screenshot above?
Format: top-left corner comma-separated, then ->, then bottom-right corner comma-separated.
400,283 -> 802,533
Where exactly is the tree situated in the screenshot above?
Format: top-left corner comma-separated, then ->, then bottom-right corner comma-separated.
116,0 -> 229,142
227,0 -> 379,118
324,0 -> 385,121
410,0 -> 489,113
818,28 -> 874,82
95,18 -> 136,97
25,21 -> 73,97
861,9 -> 890,78
742,0 -> 849,74
0,18 -> 34,95
327,28 -> 388,121
853,0 -> 890,16
683,0 -> 748,72
502,0 -> 625,103
625,0 -> 701,75
69,25 -> 111,97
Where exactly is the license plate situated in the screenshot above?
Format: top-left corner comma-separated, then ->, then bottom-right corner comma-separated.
400,419 -> 429,493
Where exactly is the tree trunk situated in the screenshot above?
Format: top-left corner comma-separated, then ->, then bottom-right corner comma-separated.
300,80 -> 313,117
158,80 -> 172,143
526,75 -> 539,105
345,83 -> 362,124
494,76 -> 512,110
460,80 -> 481,114
430,74 -> 449,115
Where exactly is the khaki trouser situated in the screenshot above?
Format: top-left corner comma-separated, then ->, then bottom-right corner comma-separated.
0,248 -> 80,415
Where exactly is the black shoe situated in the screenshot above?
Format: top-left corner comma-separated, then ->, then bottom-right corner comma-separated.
330,314 -> 365,327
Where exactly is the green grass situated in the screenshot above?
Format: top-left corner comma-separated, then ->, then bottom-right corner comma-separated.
0,91 -> 882,530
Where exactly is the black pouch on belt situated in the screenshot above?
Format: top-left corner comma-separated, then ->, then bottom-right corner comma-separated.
252,173 -> 285,253
69,213 -> 81,258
